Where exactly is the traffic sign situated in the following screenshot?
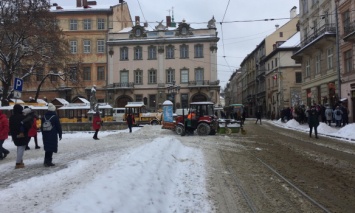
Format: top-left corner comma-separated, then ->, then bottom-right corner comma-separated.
14,90 -> 22,99
14,78 -> 23,92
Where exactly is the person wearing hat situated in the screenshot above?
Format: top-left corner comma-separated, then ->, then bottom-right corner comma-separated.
92,111 -> 102,140
41,103 -> 62,167
307,106 -> 319,139
0,110 -> 10,160
9,104 -> 32,169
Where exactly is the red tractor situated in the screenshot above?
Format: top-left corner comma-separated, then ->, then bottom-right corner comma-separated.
174,102 -> 218,136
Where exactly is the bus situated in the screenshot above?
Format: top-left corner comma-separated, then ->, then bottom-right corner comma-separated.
124,102 -> 162,125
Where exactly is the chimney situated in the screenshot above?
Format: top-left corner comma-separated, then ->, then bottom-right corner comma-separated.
275,24 -> 279,30
76,0 -> 82,7
166,16 -> 171,27
82,0 -> 88,7
290,6 -> 297,19
135,16 -> 140,26
53,3 -> 58,6
144,22 -> 148,28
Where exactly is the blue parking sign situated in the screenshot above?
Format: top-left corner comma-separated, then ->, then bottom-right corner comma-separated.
14,78 -> 23,92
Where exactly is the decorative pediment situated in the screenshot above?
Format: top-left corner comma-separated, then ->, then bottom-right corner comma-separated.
176,20 -> 193,36
129,25 -> 147,38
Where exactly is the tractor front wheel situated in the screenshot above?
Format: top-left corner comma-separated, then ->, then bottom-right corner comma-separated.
175,125 -> 185,135
197,123 -> 211,136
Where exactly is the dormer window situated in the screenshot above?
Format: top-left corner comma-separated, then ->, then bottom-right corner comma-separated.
181,27 -> 187,35
135,29 -> 141,37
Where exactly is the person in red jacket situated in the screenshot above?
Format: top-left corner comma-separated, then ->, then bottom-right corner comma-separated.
126,112 -> 135,133
27,112 -> 40,149
92,111 -> 102,140
0,110 -> 10,160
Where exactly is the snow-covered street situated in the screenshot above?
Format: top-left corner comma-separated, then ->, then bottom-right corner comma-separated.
0,126 -> 212,213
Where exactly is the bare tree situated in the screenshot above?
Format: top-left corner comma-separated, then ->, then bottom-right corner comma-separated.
0,0 -> 71,106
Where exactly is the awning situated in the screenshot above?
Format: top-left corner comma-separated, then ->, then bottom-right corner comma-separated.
340,98 -> 348,102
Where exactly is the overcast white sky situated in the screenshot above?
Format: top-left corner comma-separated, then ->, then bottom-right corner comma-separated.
55,0 -> 299,89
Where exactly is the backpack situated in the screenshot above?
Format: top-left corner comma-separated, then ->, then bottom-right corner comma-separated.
42,115 -> 55,131
336,110 -> 341,116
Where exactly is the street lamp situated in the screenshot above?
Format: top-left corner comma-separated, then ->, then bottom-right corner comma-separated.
167,80 -> 180,110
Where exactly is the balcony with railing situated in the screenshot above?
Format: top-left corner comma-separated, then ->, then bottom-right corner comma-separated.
187,80 -> 220,87
301,23 -> 336,47
108,82 -> 135,89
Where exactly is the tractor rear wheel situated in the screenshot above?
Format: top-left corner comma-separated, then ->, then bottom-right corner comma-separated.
197,123 -> 210,136
175,125 -> 185,135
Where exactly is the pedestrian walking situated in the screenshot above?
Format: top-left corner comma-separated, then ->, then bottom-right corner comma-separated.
255,110 -> 262,124
92,111 -> 102,140
9,104 -> 32,169
0,110 -> 10,160
26,109 -> 41,149
41,103 -> 62,167
308,106 -> 319,139
126,112 -> 135,133
324,105 -> 333,126
333,106 -> 343,127
340,105 -> 349,127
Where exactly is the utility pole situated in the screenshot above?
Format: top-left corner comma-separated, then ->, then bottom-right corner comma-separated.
335,0 -> 341,100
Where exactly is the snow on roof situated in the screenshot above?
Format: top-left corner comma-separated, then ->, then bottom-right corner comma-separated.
279,32 -> 300,48
50,5 -> 112,12
54,98 -> 70,105
59,103 -> 112,110
78,98 -> 90,104
125,102 -> 145,107
36,99 -> 47,104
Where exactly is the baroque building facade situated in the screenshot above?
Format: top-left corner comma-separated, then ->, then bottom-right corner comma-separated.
106,17 -> 220,111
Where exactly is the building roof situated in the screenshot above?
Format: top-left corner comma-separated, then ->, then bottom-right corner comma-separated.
279,32 -> 300,48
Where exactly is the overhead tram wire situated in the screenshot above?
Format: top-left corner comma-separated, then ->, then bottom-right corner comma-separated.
220,0 -> 234,76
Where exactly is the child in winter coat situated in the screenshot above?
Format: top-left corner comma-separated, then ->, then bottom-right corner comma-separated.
27,112 -> 40,149
92,111 -> 102,140
333,106 -> 343,127
0,110 -> 10,160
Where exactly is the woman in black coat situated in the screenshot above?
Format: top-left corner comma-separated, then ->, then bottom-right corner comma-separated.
9,104 -> 32,169
41,103 -> 62,167
308,106 -> 320,139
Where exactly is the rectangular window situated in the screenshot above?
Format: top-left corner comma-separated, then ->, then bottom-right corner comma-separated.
181,69 -> 188,83
343,10 -> 350,34
97,18 -> 105,30
83,67 -> 91,81
180,45 -> 189,58
134,70 -> 143,84
295,72 -> 302,83
134,47 -> 142,60
69,67 -> 77,82
306,59 -> 310,77
275,58 -> 278,67
83,40 -> 91,53
148,69 -> 157,84
83,19 -> 91,30
181,94 -> 188,108
344,50 -> 353,73
69,19 -> 78,30
135,94 -> 143,102
166,69 -> 175,83
120,47 -> 128,60
166,46 -> 174,59
327,47 -> 333,69
97,66 -> 105,80
195,68 -> 204,85
194,44 -> 203,58
315,53 -> 321,74
70,40 -> 77,54
36,70 -> 43,81
97,40 -> 105,53
120,71 -> 129,86
149,95 -> 156,108
148,46 -> 156,60
51,68 -> 58,82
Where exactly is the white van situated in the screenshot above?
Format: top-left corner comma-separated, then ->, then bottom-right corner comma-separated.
175,108 -> 189,116
113,108 -> 125,121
